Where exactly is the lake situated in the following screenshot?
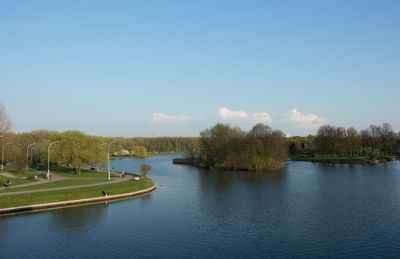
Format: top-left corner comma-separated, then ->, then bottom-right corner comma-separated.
1,156 -> 400,258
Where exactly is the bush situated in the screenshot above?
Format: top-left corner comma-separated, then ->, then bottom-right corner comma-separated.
26,175 -> 38,181
140,164 -> 152,177
38,173 -> 48,179
368,152 -> 380,161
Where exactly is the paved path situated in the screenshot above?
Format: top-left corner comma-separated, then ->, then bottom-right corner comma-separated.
0,171 -> 64,189
0,174 -> 132,196
0,172 -> 26,179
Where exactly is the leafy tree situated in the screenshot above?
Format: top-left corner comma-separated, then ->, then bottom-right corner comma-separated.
131,145 -> 148,158
53,131 -> 97,175
199,123 -> 287,170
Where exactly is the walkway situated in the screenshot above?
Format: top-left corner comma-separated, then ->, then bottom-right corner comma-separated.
0,174 -> 132,197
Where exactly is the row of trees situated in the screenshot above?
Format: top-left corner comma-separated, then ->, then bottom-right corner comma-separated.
0,102 -> 199,173
199,123 -> 288,170
1,102 -> 399,172
0,130 -> 200,174
121,137 -> 199,154
288,123 -> 400,159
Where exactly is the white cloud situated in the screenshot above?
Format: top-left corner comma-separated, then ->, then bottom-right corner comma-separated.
219,107 -> 249,120
283,109 -> 327,129
250,112 -> 272,123
219,107 -> 272,123
151,113 -> 191,124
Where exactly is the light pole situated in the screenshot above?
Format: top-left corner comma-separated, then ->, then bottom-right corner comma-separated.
1,142 -> 12,171
107,140 -> 117,181
98,143 -> 107,172
47,141 -> 60,180
26,143 -> 37,171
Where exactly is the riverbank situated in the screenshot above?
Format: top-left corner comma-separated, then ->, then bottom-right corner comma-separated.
0,168 -> 155,213
290,156 -> 395,165
0,185 -> 156,215
173,155 -> 397,167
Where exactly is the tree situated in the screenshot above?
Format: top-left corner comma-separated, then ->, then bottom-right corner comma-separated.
368,125 -> 381,153
0,103 -> 11,133
345,127 -> 360,158
131,146 -> 148,158
140,164 -> 152,177
53,131 -> 97,175
380,122 -> 396,155
199,123 -> 287,170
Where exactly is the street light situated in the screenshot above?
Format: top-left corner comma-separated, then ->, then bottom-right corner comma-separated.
1,142 -> 12,171
26,142 -> 37,171
47,141 -> 60,180
107,140 -> 117,181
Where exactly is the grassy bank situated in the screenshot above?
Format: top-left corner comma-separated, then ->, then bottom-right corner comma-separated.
291,155 -> 395,165
0,175 -> 35,186
0,177 -> 154,209
0,178 -> 109,193
44,165 -> 120,179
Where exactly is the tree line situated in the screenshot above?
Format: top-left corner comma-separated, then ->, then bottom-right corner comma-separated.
0,130 -> 199,173
288,122 -> 400,161
1,102 -> 399,172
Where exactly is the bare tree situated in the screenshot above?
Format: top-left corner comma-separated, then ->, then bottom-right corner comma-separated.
0,103 -> 11,133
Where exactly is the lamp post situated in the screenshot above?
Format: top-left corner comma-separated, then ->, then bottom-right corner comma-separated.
1,142 -> 12,171
47,141 -> 60,180
26,143 -> 37,171
107,140 -> 117,181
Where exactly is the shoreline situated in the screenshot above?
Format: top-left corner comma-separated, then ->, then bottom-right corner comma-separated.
0,184 -> 156,216
173,157 -> 399,169
290,157 -> 395,165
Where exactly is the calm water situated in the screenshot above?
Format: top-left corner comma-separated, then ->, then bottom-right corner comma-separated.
1,156 -> 400,258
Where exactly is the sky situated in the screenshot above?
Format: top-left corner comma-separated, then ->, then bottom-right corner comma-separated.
0,0 -> 399,137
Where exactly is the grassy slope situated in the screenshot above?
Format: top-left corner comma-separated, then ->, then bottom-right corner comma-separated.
0,178 -> 154,208
0,179 -> 109,193
49,166 -> 120,179
0,175 -> 34,186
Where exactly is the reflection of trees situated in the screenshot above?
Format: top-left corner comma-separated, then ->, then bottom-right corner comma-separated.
49,204 -> 107,234
196,168 -> 287,229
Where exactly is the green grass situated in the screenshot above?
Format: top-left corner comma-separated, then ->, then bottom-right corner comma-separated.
0,175 -> 34,186
0,178 -> 109,193
0,178 -> 154,208
8,171 -> 40,178
48,166 -> 122,179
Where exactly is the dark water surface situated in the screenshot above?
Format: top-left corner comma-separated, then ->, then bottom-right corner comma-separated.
1,156 -> 400,258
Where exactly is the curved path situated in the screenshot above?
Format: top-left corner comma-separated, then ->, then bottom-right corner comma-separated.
0,172 -> 27,179
0,174 -> 133,197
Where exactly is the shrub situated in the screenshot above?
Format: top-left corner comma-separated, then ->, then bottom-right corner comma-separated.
26,175 -> 38,181
140,164 -> 152,177
368,152 -> 380,161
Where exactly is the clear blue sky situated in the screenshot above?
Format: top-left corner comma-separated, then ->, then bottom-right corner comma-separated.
1,0 -> 399,136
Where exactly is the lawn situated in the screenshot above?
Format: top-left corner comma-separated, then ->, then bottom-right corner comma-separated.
0,175 -> 34,186
0,178 -> 109,193
48,165 -> 123,179
0,178 -> 154,208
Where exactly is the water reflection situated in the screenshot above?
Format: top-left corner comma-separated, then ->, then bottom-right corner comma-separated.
49,204 -> 107,234
196,167 -> 288,231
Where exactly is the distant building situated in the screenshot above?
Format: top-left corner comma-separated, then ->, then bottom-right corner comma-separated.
114,149 -> 130,156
